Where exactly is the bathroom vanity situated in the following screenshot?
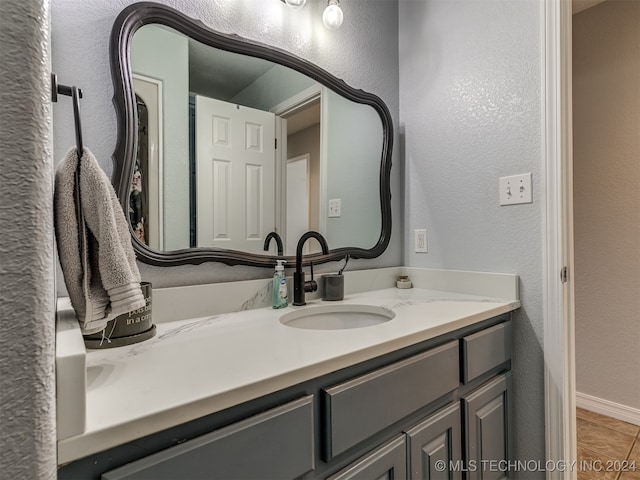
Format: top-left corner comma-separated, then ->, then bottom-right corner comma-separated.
56,268 -> 519,480
48,3 -> 525,478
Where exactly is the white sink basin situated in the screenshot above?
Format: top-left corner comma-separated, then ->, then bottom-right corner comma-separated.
279,304 -> 395,330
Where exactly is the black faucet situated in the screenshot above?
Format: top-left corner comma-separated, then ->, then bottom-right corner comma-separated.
263,232 -> 283,257
293,231 -> 329,306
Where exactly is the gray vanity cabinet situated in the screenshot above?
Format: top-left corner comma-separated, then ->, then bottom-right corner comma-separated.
327,403 -> 463,480
322,341 -> 460,460
58,315 -> 513,480
405,403 -> 462,480
461,321 -> 511,384
323,319 -> 512,480
101,396 -> 314,480
463,373 -> 512,480
327,436 -> 408,480
460,320 -> 512,480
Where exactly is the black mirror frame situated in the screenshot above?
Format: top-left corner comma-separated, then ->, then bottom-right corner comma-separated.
110,2 -> 393,268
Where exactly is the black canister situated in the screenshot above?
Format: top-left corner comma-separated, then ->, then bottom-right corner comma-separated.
322,274 -> 344,301
83,282 -> 156,349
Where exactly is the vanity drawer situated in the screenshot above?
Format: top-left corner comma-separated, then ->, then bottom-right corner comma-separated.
462,320 -> 511,384
322,341 -> 459,460
102,396 -> 314,480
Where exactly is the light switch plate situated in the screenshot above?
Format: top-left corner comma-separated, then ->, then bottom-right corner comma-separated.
499,173 -> 532,206
329,199 -> 341,217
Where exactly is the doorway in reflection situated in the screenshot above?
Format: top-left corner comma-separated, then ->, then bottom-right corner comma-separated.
282,99 -> 321,256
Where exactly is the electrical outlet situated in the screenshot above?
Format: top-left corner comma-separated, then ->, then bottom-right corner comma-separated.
415,229 -> 427,253
499,173 -> 532,206
328,199 -> 341,217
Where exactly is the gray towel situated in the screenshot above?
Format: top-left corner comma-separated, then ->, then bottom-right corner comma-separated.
54,147 -> 145,335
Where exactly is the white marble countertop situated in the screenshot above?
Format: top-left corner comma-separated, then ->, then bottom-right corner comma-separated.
57,280 -> 519,464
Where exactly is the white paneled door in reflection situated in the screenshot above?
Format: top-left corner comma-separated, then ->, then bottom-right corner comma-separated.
195,95 -> 276,253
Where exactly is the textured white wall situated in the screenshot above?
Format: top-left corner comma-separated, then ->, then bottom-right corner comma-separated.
51,0 -> 401,289
573,0 -> 640,410
0,0 -> 56,477
399,0 -> 545,467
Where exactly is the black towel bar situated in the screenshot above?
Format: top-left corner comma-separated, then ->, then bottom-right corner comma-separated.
51,73 -> 85,253
51,73 -> 84,161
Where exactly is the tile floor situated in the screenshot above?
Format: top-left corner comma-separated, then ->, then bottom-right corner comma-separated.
577,408 -> 640,480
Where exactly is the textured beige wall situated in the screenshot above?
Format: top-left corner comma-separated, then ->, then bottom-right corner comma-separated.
573,0 -> 640,409
0,0 -> 56,477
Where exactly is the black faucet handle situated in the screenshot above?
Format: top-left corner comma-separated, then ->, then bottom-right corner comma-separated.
304,261 -> 318,293
304,280 -> 318,293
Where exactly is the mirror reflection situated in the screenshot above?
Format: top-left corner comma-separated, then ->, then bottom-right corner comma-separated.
129,24 -> 383,256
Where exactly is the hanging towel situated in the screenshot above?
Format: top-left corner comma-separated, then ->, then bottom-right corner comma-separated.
54,147 -> 145,335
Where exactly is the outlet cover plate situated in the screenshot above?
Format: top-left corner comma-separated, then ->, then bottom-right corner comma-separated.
415,229 -> 427,253
499,173 -> 532,206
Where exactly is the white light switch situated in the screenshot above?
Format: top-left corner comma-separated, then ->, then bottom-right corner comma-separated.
329,199 -> 341,217
499,173 -> 532,206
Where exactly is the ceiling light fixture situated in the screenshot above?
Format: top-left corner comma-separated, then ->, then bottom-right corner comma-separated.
281,0 -> 308,10
322,0 -> 343,30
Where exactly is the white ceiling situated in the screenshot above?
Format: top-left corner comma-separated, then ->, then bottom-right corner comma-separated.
189,39 -> 274,100
286,102 -> 320,136
573,0 -> 607,14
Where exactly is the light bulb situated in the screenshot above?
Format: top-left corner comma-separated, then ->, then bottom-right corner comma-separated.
283,0 -> 307,9
322,0 -> 343,30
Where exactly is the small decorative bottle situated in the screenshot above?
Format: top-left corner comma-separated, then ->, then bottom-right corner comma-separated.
272,260 -> 288,309
396,275 -> 412,289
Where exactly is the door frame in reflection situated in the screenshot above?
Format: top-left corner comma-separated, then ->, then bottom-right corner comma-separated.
133,73 -> 163,250
286,154 -> 310,256
272,84 -> 326,253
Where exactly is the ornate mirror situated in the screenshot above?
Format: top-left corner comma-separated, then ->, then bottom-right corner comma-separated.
110,2 -> 393,267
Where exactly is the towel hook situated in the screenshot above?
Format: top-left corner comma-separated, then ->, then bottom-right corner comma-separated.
51,73 -> 85,245
51,73 -> 84,161
71,86 -> 83,160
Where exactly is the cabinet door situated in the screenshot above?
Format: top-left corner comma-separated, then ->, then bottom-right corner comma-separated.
463,373 -> 512,480
327,436 -> 407,480
406,403 -> 462,480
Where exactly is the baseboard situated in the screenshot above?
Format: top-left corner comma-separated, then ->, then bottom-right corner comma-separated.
576,392 -> 640,426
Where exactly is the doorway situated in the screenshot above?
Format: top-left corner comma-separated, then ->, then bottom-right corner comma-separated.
272,86 -> 324,256
571,0 -> 640,471
281,100 -> 321,255
545,1 -> 640,477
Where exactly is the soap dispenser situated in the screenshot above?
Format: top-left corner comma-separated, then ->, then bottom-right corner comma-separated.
272,260 -> 288,309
